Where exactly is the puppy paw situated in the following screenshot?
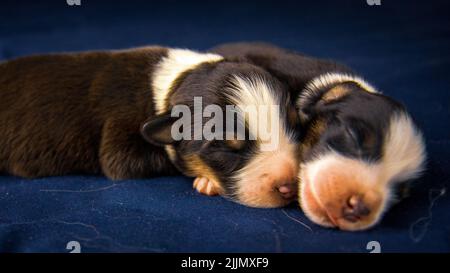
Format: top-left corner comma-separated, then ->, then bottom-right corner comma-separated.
193,177 -> 219,196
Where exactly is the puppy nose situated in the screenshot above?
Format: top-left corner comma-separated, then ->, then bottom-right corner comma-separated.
342,195 -> 371,222
266,156 -> 298,200
277,182 -> 298,199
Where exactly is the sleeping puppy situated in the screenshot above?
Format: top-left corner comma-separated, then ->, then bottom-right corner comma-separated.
212,42 -> 427,230
0,46 -> 299,208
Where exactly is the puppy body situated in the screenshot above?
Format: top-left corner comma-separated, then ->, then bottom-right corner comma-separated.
0,46 -> 300,208
212,42 -> 426,230
141,48 -> 300,207
0,47 -> 176,179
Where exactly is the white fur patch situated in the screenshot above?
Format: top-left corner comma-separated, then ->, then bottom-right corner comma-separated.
297,72 -> 378,108
381,113 -> 426,183
225,76 -> 298,207
152,48 -> 223,114
227,76 -> 279,113
226,75 -> 295,145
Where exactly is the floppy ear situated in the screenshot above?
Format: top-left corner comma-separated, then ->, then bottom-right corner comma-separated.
141,113 -> 178,146
298,84 -> 352,124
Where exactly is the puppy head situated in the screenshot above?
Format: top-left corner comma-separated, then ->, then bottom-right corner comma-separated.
297,73 -> 426,231
142,55 -> 300,208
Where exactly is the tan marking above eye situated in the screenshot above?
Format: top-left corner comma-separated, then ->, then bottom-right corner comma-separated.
301,118 -> 328,157
288,106 -> 300,127
362,131 -> 376,148
321,84 -> 351,103
225,139 -> 246,150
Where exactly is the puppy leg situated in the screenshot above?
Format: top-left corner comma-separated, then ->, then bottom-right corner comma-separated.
99,118 -> 175,180
193,177 -> 220,196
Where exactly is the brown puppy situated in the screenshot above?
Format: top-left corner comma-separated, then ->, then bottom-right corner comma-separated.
0,47 -> 175,179
0,46 -> 300,208
212,42 -> 426,230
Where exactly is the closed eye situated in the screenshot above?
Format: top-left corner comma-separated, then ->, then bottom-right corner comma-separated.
207,141 -> 249,159
344,124 -> 379,160
345,126 -> 361,147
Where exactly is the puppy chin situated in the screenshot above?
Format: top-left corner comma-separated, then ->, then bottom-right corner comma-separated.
235,188 -> 296,208
298,154 -> 389,231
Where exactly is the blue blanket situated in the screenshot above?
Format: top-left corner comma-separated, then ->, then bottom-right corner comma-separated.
0,0 -> 449,252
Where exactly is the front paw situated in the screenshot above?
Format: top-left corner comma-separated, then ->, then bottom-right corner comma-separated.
193,177 -> 220,196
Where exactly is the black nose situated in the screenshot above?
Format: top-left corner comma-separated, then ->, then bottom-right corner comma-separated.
277,183 -> 298,200
342,195 -> 371,222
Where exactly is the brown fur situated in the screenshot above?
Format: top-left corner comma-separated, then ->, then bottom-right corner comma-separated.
0,47 -> 177,179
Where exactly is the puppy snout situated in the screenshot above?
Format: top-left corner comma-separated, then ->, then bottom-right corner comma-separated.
272,160 -> 298,200
342,195 -> 371,222
259,159 -> 298,201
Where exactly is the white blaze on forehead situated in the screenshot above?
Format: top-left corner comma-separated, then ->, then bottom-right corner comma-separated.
227,76 -> 279,113
298,72 -> 378,108
381,113 -> 426,183
226,75 -> 295,150
152,48 -> 223,114
225,76 -> 299,207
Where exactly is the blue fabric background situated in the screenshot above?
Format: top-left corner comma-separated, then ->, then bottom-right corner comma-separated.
0,0 -> 449,252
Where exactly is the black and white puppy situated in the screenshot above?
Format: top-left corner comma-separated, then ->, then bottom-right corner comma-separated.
212,42 -> 426,230
141,48 -> 301,207
0,46 -> 299,208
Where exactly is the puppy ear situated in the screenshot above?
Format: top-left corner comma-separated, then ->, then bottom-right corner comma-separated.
298,107 -> 314,124
320,85 -> 351,103
141,113 -> 178,146
298,84 -> 352,124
